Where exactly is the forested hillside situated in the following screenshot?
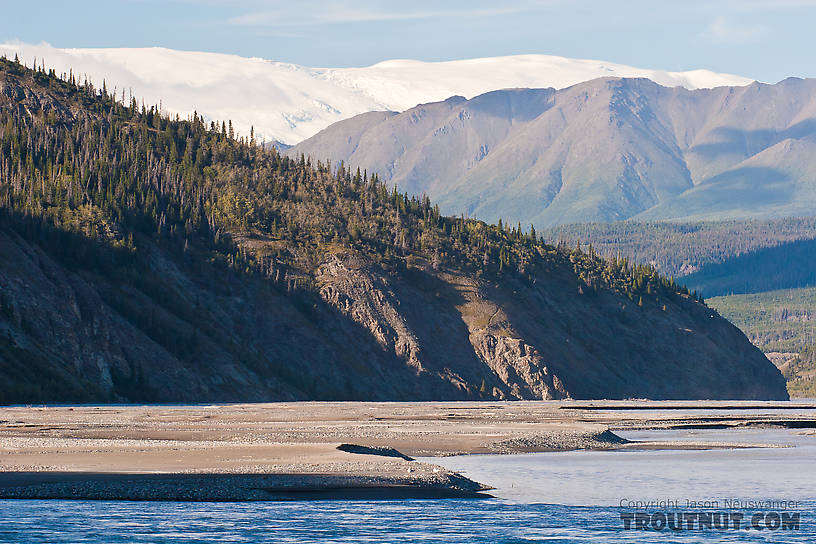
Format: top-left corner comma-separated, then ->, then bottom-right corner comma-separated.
778,348 -> 816,398
0,56 -> 788,402
708,288 -> 816,353
541,218 -> 816,280
681,239 -> 816,297
706,288 -> 816,397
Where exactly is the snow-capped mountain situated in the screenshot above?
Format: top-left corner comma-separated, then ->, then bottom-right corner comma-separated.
1,43 -> 754,145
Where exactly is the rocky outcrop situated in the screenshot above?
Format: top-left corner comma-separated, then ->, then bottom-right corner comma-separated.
317,256 -> 424,372
314,254 -> 567,399
470,332 -> 566,399
310,252 -> 786,401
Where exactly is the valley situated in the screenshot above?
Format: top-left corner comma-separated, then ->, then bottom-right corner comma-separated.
3,2 -> 816,541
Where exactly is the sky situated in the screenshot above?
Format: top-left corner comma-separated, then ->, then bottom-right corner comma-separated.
3,0 -> 816,82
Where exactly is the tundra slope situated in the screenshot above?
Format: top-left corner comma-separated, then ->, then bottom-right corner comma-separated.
0,59 -> 787,403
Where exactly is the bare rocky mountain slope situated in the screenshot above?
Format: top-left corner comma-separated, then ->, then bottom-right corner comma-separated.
0,59 -> 788,402
289,77 -> 816,226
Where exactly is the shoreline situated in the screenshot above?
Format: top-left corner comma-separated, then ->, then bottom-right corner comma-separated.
2,401 -> 815,501
0,471 -> 492,501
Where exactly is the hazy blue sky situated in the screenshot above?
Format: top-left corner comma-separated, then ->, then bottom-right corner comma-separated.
4,0 -> 815,82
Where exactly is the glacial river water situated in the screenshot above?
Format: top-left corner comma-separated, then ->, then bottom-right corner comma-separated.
1,428 -> 814,543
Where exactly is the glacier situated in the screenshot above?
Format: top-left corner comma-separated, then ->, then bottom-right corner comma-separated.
1,43 -> 754,145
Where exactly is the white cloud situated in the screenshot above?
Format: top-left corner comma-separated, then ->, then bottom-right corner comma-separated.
734,0 -> 816,9
704,16 -> 766,44
228,2 -> 537,27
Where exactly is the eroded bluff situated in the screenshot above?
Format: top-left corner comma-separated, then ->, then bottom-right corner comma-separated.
0,228 -> 787,403
314,252 -> 785,401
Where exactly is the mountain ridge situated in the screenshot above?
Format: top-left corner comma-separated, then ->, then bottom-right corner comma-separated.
288,76 -> 816,227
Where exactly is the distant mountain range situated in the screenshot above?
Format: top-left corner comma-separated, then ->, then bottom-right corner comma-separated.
0,43 -> 752,145
289,77 -> 816,226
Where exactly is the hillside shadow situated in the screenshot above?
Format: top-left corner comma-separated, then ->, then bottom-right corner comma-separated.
682,238 -> 816,297
688,118 -> 816,159
689,166 -> 795,209
466,88 -> 557,123
0,208 -> 485,403
378,265 -> 496,398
